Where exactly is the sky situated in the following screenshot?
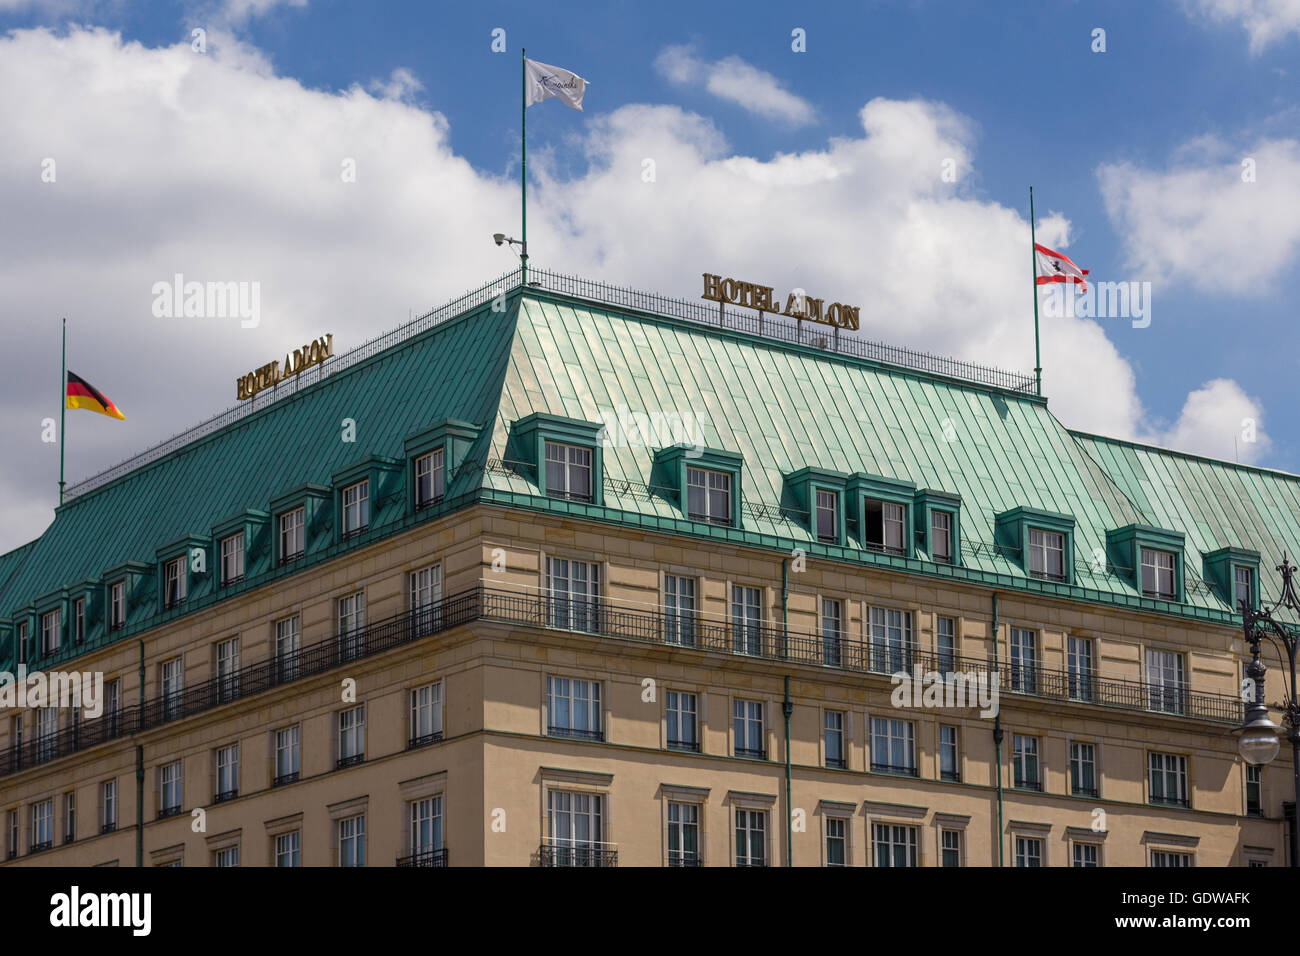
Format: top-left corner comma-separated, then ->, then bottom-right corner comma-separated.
1,0 -> 1298,554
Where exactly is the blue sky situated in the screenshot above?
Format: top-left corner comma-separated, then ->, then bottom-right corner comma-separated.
0,0 -> 1297,550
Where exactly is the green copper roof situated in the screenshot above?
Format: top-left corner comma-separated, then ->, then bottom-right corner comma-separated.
3,275 -> 1297,664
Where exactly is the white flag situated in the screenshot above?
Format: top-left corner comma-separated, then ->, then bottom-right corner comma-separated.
525,58 -> 588,111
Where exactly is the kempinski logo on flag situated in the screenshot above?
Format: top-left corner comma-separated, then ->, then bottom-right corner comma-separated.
1033,242 -> 1089,293
525,57 -> 588,111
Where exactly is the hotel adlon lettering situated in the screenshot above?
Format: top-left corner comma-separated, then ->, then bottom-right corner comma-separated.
701,273 -> 860,330
236,334 -> 334,400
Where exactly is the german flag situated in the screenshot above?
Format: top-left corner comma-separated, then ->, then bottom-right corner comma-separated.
66,371 -> 125,420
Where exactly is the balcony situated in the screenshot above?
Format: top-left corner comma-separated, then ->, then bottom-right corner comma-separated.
1014,777 -> 1042,792
272,772 -> 299,787
872,762 -> 919,777
336,754 -> 365,770
157,806 -> 183,819
29,840 -> 52,854
397,847 -> 448,867
667,738 -> 700,753
668,851 -> 701,867
1150,794 -> 1191,809
407,731 -> 444,750
100,823 -> 116,835
539,841 -> 618,867
213,789 -> 238,803
547,726 -> 603,742
735,747 -> 767,761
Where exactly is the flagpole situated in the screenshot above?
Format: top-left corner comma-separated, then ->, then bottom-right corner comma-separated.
59,317 -> 67,505
521,46 -> 528,285
1029,186 -> 1041,397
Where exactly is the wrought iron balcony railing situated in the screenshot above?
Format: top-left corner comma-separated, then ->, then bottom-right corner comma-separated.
396,847 -> 448,867
539,841 -> 618,868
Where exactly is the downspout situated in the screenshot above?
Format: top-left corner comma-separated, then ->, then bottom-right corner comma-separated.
137,640 -> 145,868
781,558 -> 792,867
991,594 -> 1004,867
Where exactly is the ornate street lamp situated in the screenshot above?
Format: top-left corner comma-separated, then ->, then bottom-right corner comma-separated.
1237,554 -> 1300,866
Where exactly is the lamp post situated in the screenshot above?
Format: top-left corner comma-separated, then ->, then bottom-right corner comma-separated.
1237,554 -> 1300,867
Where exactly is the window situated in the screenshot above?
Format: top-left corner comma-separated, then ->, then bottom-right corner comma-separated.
873,823 -> 917,867
409,796 -> 444,860
215,743 -> 239,801
735,809 -> 766,867
279,507 -> 305,563
870,717 -> 916,775
1150,850 -> 1192,867
31,799 -> 53,852
939,725 -> 959,781
159,761 -> 183,817
415,447 -> 446,509
1013,735 -> 1040,790
41,608 -> 61,655
824,710 -> 845,769
106,678 -> 121,734
821,598 -> 843,667
1146,648 -> 1186,715
73,598 -> 84,645
547,676 -> 602,740
274,726 -> 300,785
730,585 -> 762,656
160,657 -> 183,721
1070,741 -> 1097,797
869,606 -> 913,674
1015,836 -> 1043,867
338,815 -> 366,867
1149,752 -> 1189,808
215,637 -> 240,702
1009,627 -> 1038,693
409,564 -> 443,634
63,791 -> 75,843
547,791 -> 605,867
337,705 -> 366,768
545,557 -> 600,632
1067,636 -> 1093,701
220,532 -> 245,585
163,556 -> 187,609
110,581 -> 126,629
1234,565 -> 1254,613
1141,547 -> 1176,599
1027,528 -> 1066,581
9,714 -> 21,762
1073,843 -> 1099,867
825,817 -> 847,866
936,616 -> 956,673
6,809 -> 16,859
931,510 -> 953,563
214,846 -> 239,868
733,699 -> 765,759
668,802 -> 700,866
16,621 -> 27,665
1246,765 -> 1262,816
664,574 -> 697,647
409,682 -> 443,747
815,489 -> 838,543
101,779 -> 117,833
941,829 -> 962,867
544,441 -> 593,503
275,831 -> 300,867
686,466 -> 732,525
864,500 -> 905,554
337,591 -> 366,662
36,706 -> 57,761
275,615 -> 300,682
341,479 -> 369,538
666,690 -> 698,752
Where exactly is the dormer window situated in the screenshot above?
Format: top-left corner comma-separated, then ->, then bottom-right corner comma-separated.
342,480 -> 370,539
220,532 -> 245,587
73,598 -> 85,645
932,511 -> 953,563
16,621 -> 28,665
163,557 -> 187,609
687,467 -> 731,525
865,500 -> 905,554
110,581 -> 126,630
41,609 -> 61,656
415,447 -> 446,509
1027,529 -> 1066,582
279,508 -> 305,564
1141,548 -> 1176,600
1234,565 -> 1254,614
544,441 -> 592,503
815,490 -> 838,544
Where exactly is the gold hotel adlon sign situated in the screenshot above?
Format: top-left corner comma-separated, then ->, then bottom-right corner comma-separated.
236,334 -> 334,400
701,273 -> 860,330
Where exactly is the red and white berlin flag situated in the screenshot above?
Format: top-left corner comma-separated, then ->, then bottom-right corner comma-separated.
1034,243 -> 1089,293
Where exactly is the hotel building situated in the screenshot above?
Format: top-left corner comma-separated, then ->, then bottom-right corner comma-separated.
0,269 -> 1293,867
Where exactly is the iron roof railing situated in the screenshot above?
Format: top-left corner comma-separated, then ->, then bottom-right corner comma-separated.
63,267 -> 1036,500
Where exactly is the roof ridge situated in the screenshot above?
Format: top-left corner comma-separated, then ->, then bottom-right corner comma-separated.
1070,429 -> 1299,483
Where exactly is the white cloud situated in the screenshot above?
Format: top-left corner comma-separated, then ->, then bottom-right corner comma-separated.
1182,0 -> 1300,52
1144,378 -> 1270,464
0,26 -> 1270,552
654,44 -> 815,126
1098,135 -> 1300,294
